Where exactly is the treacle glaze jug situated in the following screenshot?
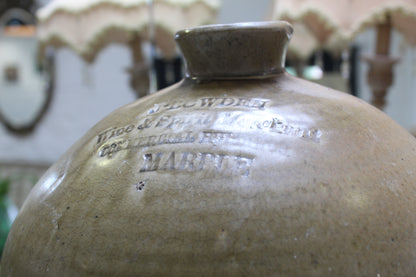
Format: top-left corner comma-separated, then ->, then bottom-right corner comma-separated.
2,22 -> 416,276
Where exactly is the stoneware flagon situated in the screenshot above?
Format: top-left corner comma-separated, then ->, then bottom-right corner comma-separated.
2,22 -> 416,276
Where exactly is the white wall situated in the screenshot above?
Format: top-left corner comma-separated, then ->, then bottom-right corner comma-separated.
0,45 -> 136,164
217,0 -> 273,23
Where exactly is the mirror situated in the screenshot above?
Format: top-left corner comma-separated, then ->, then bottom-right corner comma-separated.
0,8 -> 54,134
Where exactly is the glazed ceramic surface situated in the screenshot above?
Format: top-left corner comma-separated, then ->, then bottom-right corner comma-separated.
2,22 -> 416,276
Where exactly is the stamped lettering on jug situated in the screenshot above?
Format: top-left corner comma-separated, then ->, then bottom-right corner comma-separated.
139,151 -> 254,177
147,97 -> 268,114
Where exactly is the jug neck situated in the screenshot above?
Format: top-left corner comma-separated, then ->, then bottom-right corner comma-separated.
175,21 -> 293,80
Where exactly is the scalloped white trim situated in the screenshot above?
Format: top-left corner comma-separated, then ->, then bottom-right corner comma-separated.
343,4 -> 416,41
37,0 -> 220,21
273,1 -> 416,43
36,0 -> 218,62
38,11 -> 217,62
39,24 -> 142,63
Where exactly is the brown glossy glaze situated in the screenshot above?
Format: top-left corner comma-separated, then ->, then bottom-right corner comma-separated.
2,22 -> 416,276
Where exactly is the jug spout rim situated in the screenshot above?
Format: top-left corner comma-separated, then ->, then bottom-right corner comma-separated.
175,21 -> 293,80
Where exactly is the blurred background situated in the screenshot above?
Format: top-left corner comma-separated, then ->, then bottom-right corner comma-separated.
1,0 -> 416,256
